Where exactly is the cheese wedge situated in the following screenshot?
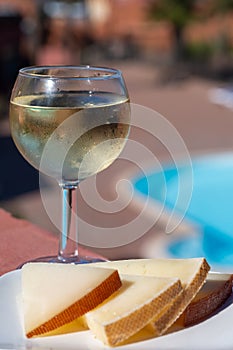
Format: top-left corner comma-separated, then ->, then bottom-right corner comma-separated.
21,262 -> 122,338
85,274 -> 182,346
91,258 -> 210,335
182,272 -> 233,326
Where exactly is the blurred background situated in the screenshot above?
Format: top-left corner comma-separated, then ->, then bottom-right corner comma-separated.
1,0 -> 233,265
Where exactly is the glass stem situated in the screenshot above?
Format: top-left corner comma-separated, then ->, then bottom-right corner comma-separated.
58,185 -> 79,262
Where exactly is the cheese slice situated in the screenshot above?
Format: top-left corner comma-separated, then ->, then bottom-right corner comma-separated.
181,272 -> 233,326
91,258 -> 210,335
85,274 -> 182,346
21,262 -> 122,338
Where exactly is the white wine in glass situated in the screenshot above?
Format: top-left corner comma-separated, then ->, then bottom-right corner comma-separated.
10,66 -> 130,263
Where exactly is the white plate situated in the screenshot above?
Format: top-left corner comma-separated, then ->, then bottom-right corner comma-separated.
0,270 -> 233,350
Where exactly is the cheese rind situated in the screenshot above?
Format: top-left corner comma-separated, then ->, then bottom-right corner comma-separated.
21,262 -> 122,337
85,274 -> 182,346
182,272 -> 233,326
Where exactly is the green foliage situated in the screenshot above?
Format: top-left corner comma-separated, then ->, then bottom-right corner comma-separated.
149,0 -> 196,29
184,35 -> 232,62
212,0 -> 233,13
149,0 -> 233,28
148,0 -> 233,61
184,41 -> 215,61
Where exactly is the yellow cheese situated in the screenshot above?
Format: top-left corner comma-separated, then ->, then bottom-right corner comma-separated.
21,262 -> 122,338
85,274 -> 182,346
91,258 -> 210,335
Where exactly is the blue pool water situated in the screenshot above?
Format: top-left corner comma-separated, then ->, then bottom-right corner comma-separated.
133,153 -> 233,267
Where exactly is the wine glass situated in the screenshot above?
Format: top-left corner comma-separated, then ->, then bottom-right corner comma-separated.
9,65 -> 130,263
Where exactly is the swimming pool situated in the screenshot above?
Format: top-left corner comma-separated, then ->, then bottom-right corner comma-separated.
133,153 -> 233,268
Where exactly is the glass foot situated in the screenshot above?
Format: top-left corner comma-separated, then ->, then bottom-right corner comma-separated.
18,255 -> 107,269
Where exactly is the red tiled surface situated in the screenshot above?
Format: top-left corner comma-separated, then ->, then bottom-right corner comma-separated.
0,209 -> 104,276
